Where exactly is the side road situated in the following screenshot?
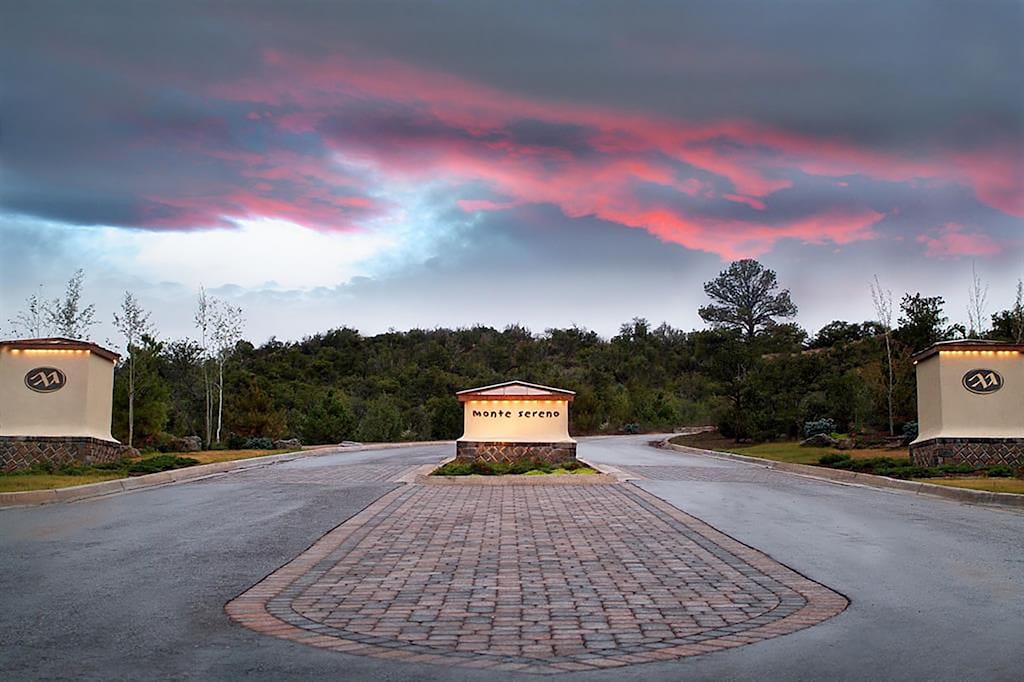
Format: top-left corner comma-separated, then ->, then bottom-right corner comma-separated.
662,439 -> 1024,510
0,441 -> 451,508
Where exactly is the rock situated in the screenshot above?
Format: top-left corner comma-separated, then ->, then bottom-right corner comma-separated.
172,435 -> 202,452
800,433 -> 839,448
340,440 -> 363,447
836,438 -> 855,450
272,438 -> 302,450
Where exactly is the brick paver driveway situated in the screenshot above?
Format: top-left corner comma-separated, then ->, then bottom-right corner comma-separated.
228,480 -> 846,674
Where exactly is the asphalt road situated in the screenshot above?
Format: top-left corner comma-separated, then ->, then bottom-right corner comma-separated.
1,437 -> 1021,680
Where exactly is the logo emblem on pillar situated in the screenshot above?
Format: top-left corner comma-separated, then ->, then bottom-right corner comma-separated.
961,368 -> 1002,394
24,367 -> 67,393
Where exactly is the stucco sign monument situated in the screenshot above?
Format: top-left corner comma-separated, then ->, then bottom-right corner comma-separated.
909,340 -> 1024,467
0,337 -> 132,471
455,380 -> 577,463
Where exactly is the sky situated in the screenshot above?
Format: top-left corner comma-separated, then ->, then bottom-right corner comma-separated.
1,0 -> 1022,345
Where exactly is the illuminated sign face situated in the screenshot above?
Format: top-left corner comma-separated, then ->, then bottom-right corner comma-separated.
471,409 -> 562,419
24,367 -> 67,393
962,368 -> 1003,394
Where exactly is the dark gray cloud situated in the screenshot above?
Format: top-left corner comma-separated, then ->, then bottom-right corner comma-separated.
1,0 -> 1021,341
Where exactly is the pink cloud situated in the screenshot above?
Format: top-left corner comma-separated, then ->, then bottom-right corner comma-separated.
917,223 -> 1002,258
179,50 -> 1020,258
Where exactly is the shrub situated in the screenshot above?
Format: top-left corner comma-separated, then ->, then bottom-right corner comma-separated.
243,437 -> 276,449
901,421 -> 919,444
987,464 -> 1014,478
432,458 -> 585,476
818,453 -> 851,466
126,455 -> 199,475
803,418 -> 836,438
936,462 -> 977,476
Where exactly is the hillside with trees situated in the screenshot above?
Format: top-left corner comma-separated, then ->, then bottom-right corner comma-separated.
7,263 -> 1023,450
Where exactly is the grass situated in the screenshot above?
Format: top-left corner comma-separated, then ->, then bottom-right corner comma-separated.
669,431 -> 1022,495
670,431 -> 908,465
916,478 -> 1024,495
177,448 -> 292,464
0,472 -> 125,493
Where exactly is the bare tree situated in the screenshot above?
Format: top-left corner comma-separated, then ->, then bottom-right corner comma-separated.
211,300 -> 244,444
194,286 -> 214,448
870,275 -> 896,436
1014,280 -> 1024,344
113,292 -> 154,448
46,269 -> 97,339
8,288 -> 50,337
966,262 -> 989,338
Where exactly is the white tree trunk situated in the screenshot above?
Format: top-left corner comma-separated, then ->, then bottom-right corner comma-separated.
884,332 -> 894,436
216,357 -> 224,443
127,353 -> 135,448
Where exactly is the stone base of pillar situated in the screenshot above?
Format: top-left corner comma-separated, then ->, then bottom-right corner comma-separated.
0,435 -> 137,472
455,440 -> 577,464
909,437 -> 1024,468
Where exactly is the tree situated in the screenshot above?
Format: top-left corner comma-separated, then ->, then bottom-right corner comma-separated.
46,269 -> 97,339
808,320 -> 882,349
699,259 -> 797,341
357,395 -> 403,442
227,379 -> 286,439
301,391 -> 357,444
211,300 -> 244,444
870,276 -> 896,435
113,291 -> 154,448
161,338 -> 205,437
897,293 -> 954,351
194,286 -> 214,448
990,280 -> 1024,343
426,395 -> 462,439
966,262 -> 989,338
8,288 -> 49,337
112,335 -> 169,446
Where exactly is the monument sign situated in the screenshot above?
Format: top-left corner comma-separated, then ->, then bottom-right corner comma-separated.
0,337 -> 131,471
456,380 -> 577,463
909,340 -> 1023,467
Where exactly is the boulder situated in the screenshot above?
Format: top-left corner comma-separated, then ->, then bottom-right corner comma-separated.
272,438 -> 302,450
836,438 -> 856,450
800,433 -> 839,448
172,435 -> 203,452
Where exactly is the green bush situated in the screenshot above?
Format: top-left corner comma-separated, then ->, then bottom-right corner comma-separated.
987,464 -> 1014,478
804,418 -> 837,438
243,437 -> 275,450
432,457 -> 587,476
936,462 -> 977,475
818,453 -> 851,466
126,455 -> 199,475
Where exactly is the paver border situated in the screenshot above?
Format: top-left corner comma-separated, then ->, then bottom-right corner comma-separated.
226,480 -> 848,674
661,438 -> 1024,510
0,441 -> 452,509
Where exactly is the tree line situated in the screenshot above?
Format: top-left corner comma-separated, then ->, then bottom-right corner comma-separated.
7,262 -> 1023,449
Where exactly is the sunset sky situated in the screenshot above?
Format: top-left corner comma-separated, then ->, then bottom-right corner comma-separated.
2,1 -> 1022,342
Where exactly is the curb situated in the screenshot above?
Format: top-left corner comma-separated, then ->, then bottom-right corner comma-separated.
0,440 -> 453,509
661,439 -> 1024,511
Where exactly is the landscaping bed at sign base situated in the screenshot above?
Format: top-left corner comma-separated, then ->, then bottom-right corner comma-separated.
669,432 -> 1023,495
0,454 -> 200,492
432,458 -> 597,477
